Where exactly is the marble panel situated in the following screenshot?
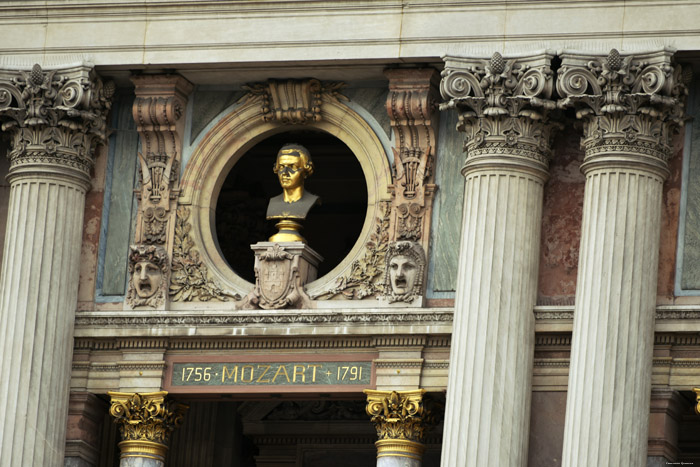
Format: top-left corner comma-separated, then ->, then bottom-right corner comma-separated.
427,109 -> 463,294
344,87 -> 391,140
100,93 -> 140,297
528,391 -> 566,467
189,90 -> 244,143
680,80 -> 700,291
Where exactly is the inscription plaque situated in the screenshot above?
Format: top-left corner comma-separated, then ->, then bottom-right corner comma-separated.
171,361 -> 373,387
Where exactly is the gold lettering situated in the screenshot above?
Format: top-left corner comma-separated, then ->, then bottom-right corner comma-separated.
307,364 -> 322,382
256,364 -> 271,383
293,365 -> 305,382
241,365 -> 254,383
222,365 -> 238,383
272,365 -> 290,383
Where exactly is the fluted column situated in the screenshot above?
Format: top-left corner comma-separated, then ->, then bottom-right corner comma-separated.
558,49 -> 687,466
439,52 -> 557,466
0,64 -> 113,466
365,390 -> 433,467
108,391 -> 188,467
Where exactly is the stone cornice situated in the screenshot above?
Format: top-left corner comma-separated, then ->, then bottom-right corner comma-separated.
557,48 -> 689,176
440,51 -> 558,174
0,63 -> 114,185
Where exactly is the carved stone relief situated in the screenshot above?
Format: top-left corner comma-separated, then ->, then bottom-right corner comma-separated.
385,69 -> 440,261
240,78 -> 347,124
0,63 -> 114,180
170,207 -> 240,302
557,48 -> 689,167
313,201 -> 391,300
126,244 -> 169,308
382,241 -> 426,304
241,242 -> 321,309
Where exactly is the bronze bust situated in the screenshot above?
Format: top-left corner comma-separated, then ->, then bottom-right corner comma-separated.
266,143 -> 320,242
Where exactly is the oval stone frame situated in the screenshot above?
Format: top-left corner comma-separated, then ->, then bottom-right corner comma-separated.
180,92 -> 392,298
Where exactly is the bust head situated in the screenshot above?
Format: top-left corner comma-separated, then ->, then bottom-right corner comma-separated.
273,144 -> 314,201
126,245 -> 169,308
383,241 -> 425,303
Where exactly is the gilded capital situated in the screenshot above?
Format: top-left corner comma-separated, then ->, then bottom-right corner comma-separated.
108,391 -> 188,460
0,63 -> 114,184
557,48 -> 689,176
440,51 -> 557,173
365,389 -> 433,443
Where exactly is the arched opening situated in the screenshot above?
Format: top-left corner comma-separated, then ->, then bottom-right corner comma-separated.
215,129 -> 368,282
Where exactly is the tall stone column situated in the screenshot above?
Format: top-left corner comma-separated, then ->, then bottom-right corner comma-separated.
108,391 -> 188,467
558,49 -> 687,467
438,52 -> 557,466
365,389 -> 433,467
0,64 -> 113,467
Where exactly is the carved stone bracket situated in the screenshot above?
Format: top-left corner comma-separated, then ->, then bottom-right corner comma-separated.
242,242 -> 322,310
364,389 -> 434,461
240,78 -> 347,124
132,74 -> 193,247
0,63 -> 114,185
385,69 -> 440,254
440,51 -> 558,175
108,391 -> 188,461
557,48 -> 689,176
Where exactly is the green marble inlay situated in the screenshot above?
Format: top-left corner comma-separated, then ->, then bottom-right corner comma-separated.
429,109 -> 464,293
102,94 -> 139,296
344,87 -> 391,139
190,90 -> 244,142
172,361 -> 372,387
682,79 -> 700,290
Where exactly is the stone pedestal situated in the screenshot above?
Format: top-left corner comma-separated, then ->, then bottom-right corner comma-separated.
365,390 -> 431,467
438,52 -> 557,467
0,64 -> 112,467
108,391 -> 188,467
557,49 -> 686,467
243,242 -> 322,309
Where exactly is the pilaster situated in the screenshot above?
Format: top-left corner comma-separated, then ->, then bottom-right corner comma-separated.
0,63 -> 113,467
365,389 -> 433,467
438,51 -> 557,467
557,48 -> 688,467
108,391 -> 188,467
127,75 -> 193,310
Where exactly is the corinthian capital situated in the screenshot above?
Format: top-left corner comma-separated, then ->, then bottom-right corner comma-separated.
557,48 -> 690,174
108,391 -> 188,460
440,51 -> 557,169
0,63 -> 114,183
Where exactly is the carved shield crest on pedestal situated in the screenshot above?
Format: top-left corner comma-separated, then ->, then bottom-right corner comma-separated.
259,258 -> 293,304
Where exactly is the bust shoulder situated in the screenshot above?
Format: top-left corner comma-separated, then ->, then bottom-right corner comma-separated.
266,191 -> 320,220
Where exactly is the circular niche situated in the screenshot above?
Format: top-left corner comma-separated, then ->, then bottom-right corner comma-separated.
215,129 -> 368,283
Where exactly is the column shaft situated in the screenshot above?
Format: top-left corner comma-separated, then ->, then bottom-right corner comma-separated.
439,51 -> 556,467
0,174 -> 87,466
562,167 -> 663,466
557,48 -> 686,466
442,168 -> 543,466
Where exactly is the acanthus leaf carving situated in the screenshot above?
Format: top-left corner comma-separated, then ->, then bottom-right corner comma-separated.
169,207 -> 240,302
313,201 -> 391,300
556,48 -> 690,169
0,63 -> 114,178
440,52 -> 558,166
364,390 -> 435,443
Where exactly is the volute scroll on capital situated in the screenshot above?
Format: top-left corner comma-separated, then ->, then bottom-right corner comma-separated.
0,63 -> 115,184
440,51 -> 559,173
556,48 -> 690,176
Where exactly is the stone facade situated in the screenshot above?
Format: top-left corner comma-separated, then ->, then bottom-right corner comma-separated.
0,2 -> 700,467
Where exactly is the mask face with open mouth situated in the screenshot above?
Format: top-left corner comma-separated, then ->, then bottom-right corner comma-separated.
389,255 -> 418,295
133,260 -> 163,298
